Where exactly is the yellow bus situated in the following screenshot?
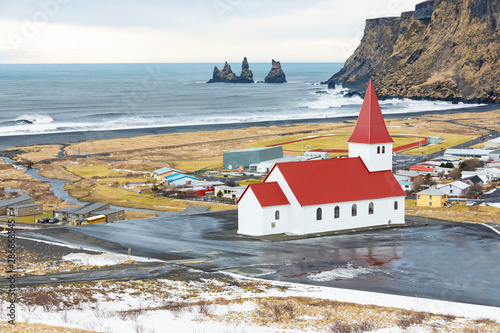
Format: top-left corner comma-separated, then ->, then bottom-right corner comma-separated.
81,215 -> 106,225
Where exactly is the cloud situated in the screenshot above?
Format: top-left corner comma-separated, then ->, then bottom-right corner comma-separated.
0,0 -> 421,63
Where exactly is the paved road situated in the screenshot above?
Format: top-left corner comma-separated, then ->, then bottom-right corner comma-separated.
11,210 -> 500,307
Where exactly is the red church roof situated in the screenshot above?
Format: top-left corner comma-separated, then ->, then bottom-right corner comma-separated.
241,181 -> 290,207
270,157 -> 405,207
348,80 -> 394,144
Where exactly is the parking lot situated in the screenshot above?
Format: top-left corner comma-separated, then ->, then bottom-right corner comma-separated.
16,210 -> 500,307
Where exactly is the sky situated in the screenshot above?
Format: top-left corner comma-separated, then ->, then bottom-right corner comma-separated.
0,0 -> 421,64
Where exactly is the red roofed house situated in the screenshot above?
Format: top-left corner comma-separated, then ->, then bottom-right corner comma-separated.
238,81 -> 406,236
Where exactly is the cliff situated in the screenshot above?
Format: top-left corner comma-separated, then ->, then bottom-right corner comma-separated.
264,59 -> 287,83
324,0 -> 500,103
207,57 -> 254,83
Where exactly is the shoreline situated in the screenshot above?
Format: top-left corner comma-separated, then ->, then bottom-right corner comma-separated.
0,104 -> 497,151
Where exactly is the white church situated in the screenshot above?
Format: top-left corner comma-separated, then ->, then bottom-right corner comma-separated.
237,80 -> 406,236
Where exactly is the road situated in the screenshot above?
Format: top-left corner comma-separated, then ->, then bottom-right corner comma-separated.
8,210 -> 500,308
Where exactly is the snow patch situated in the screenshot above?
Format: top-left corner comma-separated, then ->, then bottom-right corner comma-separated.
308,263 -> 375,281
62,253 -> 132,266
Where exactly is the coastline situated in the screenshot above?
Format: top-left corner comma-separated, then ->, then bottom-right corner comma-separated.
0,104 -> 497,151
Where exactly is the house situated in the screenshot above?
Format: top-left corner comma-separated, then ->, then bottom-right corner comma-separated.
189,180 -> 225,196
462,175 -> 484,185
444,149 -> 492,161
395,170 -> 427,180
436,181 -> 470,197
249,155 -> 304,173
7,203 -> 43,217
488,149 -> 500,161
223,146 -> 283,170
214,185 -> 247,200
484,137 -> 500,149
237,81 -> 406,236
54,202 -> 110,222
0,195 -> 34,215
417,189 -> 448,207
399,181 -> 413,192
164,173 -> 200,187
151,167 -> 182,182
304,151 -> 329,159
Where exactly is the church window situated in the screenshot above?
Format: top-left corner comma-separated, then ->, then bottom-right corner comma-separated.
275,210 -> 280,220
394,201 -> 398,210
368,202 -> 374,215
316,208 -> 322,221
377,146 -> 381,154
334,206 -> 340,219
352,204 -> 357,217
382,146 -> 385,154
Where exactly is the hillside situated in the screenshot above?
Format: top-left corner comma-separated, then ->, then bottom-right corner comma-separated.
324,0 -> 500,103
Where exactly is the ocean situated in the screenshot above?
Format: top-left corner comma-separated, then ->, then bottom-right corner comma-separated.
0,62 -> 481,138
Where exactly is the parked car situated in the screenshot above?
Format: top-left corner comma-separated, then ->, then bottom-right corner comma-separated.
39,218 -> 50,223
48,218 -> 59,224
466,201 -> 474,207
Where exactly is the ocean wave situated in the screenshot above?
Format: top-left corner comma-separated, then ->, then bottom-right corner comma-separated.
14,114 -> 53,125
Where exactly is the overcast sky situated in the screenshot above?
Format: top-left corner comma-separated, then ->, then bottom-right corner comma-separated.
0,0 -> 420,64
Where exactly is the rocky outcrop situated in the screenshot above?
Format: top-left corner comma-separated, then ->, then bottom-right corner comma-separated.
264,59 -> 287,83
207,57 -> 254,83
323,0 -> 500,103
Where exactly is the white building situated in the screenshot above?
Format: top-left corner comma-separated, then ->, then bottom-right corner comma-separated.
237,81 -> 406,236
484,137 -> 500,149
436,181 -> 470,197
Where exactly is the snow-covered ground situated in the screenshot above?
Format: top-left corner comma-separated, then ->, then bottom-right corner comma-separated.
2,273 -> 499,333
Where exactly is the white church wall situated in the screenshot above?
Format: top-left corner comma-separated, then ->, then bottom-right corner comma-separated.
238,189 -> 264,235
265,167 -> 304,233
298,197 -> 403,234
349,142 -> 393,172
260,205 -> 292,235
386,197 -> 405,225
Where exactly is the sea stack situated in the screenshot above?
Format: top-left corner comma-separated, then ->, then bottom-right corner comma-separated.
264,59 -> 287,83
207,57 -> 254,83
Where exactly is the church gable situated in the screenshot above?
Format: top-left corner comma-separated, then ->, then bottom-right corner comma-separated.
239,181 -> 290,207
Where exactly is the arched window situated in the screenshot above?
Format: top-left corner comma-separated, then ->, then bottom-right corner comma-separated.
275,210 -> 280,220
368,202 -> 374,215
316,208 -> 322,221
394,201 -> 398,210
377,146 -> 381,154
352,204 -> 357,217
334,206 -> 340,219
382,146 -> 386,154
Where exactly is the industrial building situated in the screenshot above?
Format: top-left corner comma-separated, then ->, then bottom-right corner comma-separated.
223,146 -> 283,170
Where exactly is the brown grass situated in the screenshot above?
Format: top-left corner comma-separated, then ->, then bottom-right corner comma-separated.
406,200 -> 500,224
0,322 -> 98,333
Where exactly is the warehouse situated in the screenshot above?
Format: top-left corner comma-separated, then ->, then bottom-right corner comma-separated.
223,146 -> 283,170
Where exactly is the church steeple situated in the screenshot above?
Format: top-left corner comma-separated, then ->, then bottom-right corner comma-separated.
348,80 -> 393,172
348,80 -> 393,144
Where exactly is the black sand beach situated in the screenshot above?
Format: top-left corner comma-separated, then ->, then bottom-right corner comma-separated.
0,104 -> 497,151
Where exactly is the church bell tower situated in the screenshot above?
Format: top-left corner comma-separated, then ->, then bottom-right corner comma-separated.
347,80 -> 393,172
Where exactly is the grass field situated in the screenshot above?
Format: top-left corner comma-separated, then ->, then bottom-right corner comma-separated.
406,200 -> 500,224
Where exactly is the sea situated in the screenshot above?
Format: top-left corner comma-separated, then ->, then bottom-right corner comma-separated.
0,62 -> 482,138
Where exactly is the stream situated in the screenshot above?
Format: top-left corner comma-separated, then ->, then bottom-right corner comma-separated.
0,156 -> 160,213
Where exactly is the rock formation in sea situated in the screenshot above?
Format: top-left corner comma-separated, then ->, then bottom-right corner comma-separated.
323,0 -> 500,103
264,59 -> 287,83
207,57 -> 254,83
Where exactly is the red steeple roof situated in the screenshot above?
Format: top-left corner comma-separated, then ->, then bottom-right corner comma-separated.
347,80 -> 394,144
